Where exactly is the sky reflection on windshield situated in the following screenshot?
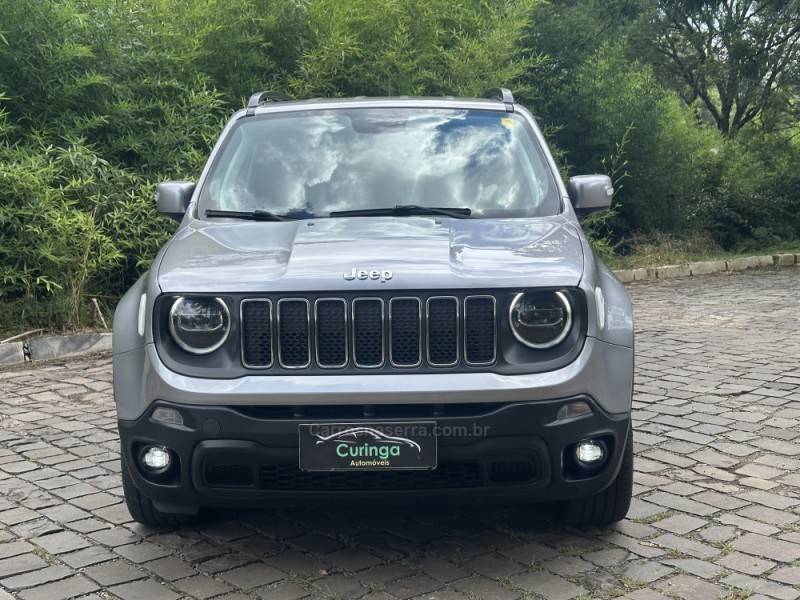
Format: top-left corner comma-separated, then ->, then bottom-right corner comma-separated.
202,109 -> 558,218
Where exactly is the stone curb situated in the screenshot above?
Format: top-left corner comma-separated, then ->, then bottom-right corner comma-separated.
0,332 -> 111,366
613,253 -> 798,283
0,341 -> 25,366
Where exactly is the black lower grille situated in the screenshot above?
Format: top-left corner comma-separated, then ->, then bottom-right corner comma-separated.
489,461 -> 536,483
259,462 -> 482,490
205,464 -> 254,487
231,402 -> 506,420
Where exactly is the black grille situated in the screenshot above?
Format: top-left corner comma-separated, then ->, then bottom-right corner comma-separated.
259,462 -> 482,490
465,296 -> 496,365
233,402 -> 505,420
315,299 -> 347,367
390,298 -> 421,366
489,461 -> 536,483
205,464 -> 254,487
241,300 -> 272,367
353,299 -> 384,367
427,297 -> 458,366
278,300 -> 310,368
240,294 -> 497,371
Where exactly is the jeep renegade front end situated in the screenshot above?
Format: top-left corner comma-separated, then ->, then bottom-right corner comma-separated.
113,89 -> 634,527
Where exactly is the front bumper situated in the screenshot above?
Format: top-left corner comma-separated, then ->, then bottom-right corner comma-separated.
113,337 -> 634,422
119,396 -> 630,512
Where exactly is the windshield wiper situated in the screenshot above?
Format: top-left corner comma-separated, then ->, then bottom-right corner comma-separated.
205,209 -> 298,222
329,204 -> 472,219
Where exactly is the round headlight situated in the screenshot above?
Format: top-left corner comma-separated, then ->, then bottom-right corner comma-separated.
509,291 -> 572,349
169,296 -> 230,354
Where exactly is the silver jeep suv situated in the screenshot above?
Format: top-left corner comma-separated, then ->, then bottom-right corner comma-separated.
113,89 -> 634,527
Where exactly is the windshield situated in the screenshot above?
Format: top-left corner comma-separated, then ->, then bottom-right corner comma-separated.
199,108 -> 560,218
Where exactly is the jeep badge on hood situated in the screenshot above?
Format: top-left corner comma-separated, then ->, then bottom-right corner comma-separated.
343,268 -> 393,282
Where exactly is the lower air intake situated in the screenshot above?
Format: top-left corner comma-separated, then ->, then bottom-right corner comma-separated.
259,462 -> 482,491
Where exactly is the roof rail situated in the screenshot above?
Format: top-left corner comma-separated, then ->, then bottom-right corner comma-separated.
246,91 -> 292,116
482,87 -> 514,112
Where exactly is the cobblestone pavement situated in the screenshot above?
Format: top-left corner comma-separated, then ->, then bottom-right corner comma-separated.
2,268 -> 800,600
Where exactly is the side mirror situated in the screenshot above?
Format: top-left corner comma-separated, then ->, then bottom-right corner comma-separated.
567,175 -> 613,213
156,181 -> 195,221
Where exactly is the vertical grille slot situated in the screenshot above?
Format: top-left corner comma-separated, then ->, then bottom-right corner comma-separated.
427,296 -> 458,367
277,299 -> 311,368
241,299 -> 273,368
315,298 -> 347,368
390,297 -> 421,367
352,299 -> 384,368
464,296 -> 496,365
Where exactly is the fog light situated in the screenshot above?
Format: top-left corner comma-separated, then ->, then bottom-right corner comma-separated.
151,407 -> 184,426
575,440 -> 605,464
141,446 -> 171,471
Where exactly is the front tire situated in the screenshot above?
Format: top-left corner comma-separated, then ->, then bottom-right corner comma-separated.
557,425 -> 634,527
121,451 -> 197,527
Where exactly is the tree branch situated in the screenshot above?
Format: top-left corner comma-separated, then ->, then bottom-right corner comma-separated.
648,0 -> 800,136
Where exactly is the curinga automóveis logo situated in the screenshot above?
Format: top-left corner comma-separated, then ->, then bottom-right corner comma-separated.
313,427 -> 420,466
298,422 -> 437,471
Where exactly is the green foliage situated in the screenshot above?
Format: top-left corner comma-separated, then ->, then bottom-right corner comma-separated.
0,0 -> 235,329
523,1 -> 799,252
542,41 -> 723,235
284,0 -> 539,98
0,137 -> 172,329
0,0 -> 538,330
633,1 -> 800,136
0,0 -> 798,331
691,132 -> 800,250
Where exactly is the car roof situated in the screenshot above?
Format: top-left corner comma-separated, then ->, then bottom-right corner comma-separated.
248,95 -> 512,117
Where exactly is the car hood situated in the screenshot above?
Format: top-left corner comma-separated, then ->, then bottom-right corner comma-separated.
157,216 -> 585,292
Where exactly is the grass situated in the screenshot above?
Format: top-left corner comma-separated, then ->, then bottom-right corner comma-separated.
609,577 -> 646,597
721,589 -> 753,600
0,297 -> 109,339
604,233 -> 800,270
631,511 -> 672,525
718,542 -> 736,556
